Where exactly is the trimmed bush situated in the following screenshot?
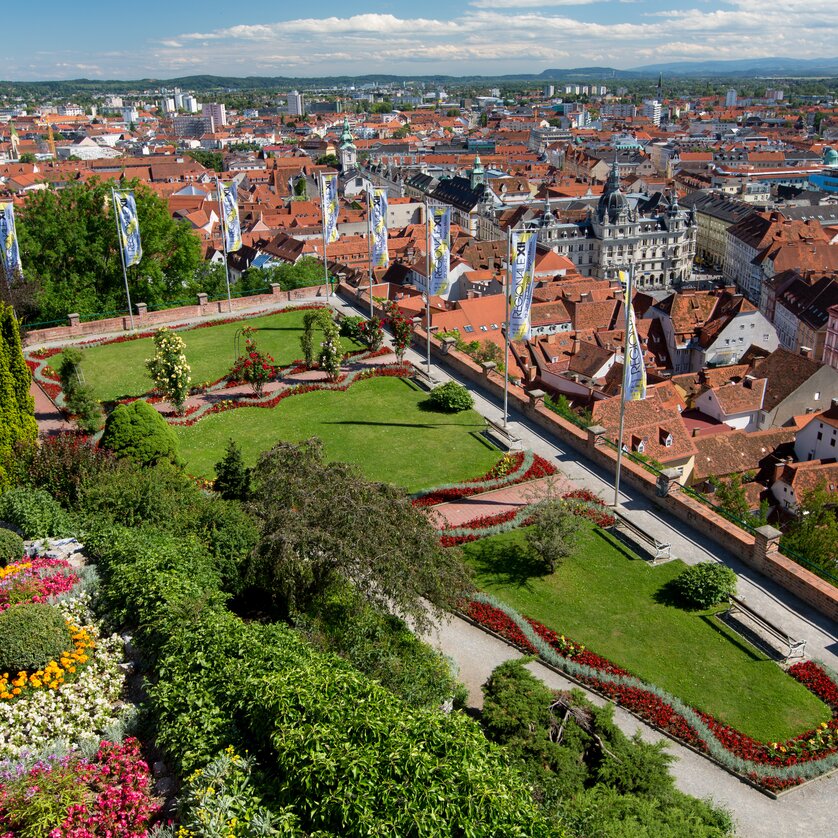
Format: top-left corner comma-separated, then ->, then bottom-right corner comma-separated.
339,315 -> 364,341
670,562 -> 737,609
0,602 -> 71,673
428,381 -> 474,413
0,487 -> 72,539
99,400 -> 181,467
0,528 -> 24,566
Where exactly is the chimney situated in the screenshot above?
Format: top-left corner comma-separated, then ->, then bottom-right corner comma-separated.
800,346 -> 812,358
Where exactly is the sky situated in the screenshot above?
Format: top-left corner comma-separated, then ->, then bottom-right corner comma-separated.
2,0 -> 837,80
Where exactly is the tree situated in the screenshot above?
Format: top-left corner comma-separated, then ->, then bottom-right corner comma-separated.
0,302 -> 37,487
18,153 -> 36,164
16,178 -> 202,321
385,301 -> 412,361
525,499 -> 585,573
709,473 -> 751,521
228,327 -> 277,395
316,154 -> 340,168
213,439 -> 251,501
246,438 -> 472,629
57,347 -> 102,433
782,480 -> 838,573
99,400 -> 180,467
145,327 -> 191,414
187,149 -> 224,173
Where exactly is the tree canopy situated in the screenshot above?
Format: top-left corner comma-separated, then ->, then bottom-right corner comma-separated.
246,438 -> 472,629
16,178 -> 202,321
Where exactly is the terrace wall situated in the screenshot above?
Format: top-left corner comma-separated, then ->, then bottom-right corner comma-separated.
22,284 -> 332,347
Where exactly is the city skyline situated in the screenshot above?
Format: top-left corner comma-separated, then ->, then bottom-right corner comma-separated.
3,0 -> 837,81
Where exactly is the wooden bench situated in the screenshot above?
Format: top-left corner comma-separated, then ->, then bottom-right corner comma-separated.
483,416 -> 521,451
725,596 -> 806,662
609,509 -> 672,564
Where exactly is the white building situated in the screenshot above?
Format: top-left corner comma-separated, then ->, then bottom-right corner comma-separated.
202,103 -> 227,127
794,401 -> 838,461
725,89 -> 738,107
642,100 -> 662,126
183,95 -> 199,114
287,91 -> 304,116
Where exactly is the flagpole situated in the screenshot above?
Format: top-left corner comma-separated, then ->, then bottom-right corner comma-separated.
320,175 -> 331,298
112,188 -> 135,332
613,262 -> 634,508
367,186 -> 374,319
503,225 -> 511,429
215,177 -> 233,313
425,198 -> 432,376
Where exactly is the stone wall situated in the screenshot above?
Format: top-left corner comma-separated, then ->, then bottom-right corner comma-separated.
22,284 -> 332,347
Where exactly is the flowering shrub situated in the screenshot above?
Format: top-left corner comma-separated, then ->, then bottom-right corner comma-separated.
228,328 -> 278,396
146,328 -> 191,415
413,451 -> 558,507
0,557 -> 79,612
357,317 -> 384,352
0,595 -> 128,759
385,302 -> 412,361
163,746 -> 299,837
464,594 -> 838,791
0,737 -> 156,837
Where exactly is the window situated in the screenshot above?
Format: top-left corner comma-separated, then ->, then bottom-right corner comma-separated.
463,325 -> 474,333
480,325 -> 488,332
831,438 -> 836,448
817,431 -> 823,441
814,392 -> 820,400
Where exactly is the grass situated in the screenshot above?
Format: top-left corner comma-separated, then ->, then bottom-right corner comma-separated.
461,525 -> 831,743
174,376 -> 500,493
74,309 -> 361,402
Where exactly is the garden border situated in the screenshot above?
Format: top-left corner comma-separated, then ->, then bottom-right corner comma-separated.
459,592 -> 838,797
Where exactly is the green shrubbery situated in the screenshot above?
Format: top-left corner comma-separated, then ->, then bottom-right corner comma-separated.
0,528 -> 24,566
481,660 -> 733,837
339,315 -> 364,341
85,524 -> 557,836
0,603 -> 71,673
0,487 -> 73,539
428,380 -> 474,412
58,347 -> 102,433
99,400 -> 181,467
671,562 -> 737,609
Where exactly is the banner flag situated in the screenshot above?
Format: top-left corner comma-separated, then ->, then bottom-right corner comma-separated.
0,202 -> 23,284
619,270 -> 647,401
113,190 -> 143,268
321,173 -> 340,244
371,188 -> 389,269
507,229 -> 539,341
219,180 -> 242,253
428,206 -> 451,296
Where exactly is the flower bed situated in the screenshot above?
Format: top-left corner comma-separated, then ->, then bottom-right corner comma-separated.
0,557 -> 79,612
412,451 -> 558,507
438,492 -> 615,547
0,737 -> 156,837
464,593 -> 838,793
0,595 -> 129,760
167,361 -> 413,428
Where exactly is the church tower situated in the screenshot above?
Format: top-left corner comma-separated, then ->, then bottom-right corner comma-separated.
470,154 -> 485,189
339,116 -> 357,170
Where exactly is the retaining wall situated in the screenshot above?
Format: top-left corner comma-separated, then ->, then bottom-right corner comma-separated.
22,284 -> 332,347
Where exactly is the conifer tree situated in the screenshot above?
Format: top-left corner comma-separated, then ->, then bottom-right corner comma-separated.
0,302 -> 37,487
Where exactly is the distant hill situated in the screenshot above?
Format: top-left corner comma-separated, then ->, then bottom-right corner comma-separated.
629,57 -> 838,77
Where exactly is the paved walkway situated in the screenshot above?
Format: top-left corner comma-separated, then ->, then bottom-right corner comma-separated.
429,474 -> 575,529
30,380 -> 72,436
421,612 -> 836,838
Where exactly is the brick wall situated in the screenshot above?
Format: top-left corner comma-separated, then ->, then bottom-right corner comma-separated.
22,284 -> 332,347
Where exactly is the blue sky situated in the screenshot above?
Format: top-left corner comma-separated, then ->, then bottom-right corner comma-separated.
2,0 -> 836,80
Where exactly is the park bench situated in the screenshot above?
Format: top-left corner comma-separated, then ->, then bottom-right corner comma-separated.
482,415 -> 521,451
609,508 -> 672,564
725,596 -> 806,662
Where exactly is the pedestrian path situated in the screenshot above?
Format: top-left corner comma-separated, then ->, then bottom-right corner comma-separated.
428,474 -> 576,529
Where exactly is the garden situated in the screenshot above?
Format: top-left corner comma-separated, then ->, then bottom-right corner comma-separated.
457,518 -> 838,793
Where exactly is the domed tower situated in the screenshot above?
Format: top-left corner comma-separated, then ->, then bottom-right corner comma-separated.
597,161 -> 628,224
470,154 -> 485,189
539,196 -> 555,228
823,146 -> 838,168
339,116 -> 357,170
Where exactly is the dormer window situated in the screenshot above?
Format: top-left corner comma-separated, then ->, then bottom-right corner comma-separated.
636,439 -> 646,454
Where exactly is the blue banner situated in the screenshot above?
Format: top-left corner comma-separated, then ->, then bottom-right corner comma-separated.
508,229 -> 539,341
619,270 -> 647,401
0,202 -> 23,284
429,206 -> 451,296
321,173 -> 339,244
220,180 -> 242,253
113,190 -> 142,268
371,188 -> 389,269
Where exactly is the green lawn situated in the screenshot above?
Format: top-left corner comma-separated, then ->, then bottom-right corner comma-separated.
174,376 -> 500,492
461,526 -> 830,742
75,310 -> 360,402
